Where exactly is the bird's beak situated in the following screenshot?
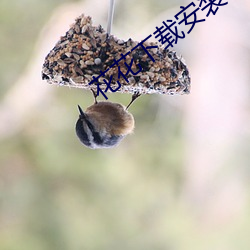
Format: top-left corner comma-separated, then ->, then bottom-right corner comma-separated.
77,105 -> 86,119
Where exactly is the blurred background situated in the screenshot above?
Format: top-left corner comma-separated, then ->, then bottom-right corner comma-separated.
1,0 -> 250,249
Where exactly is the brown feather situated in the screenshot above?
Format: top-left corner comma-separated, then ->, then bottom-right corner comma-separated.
85,102 -> 134,135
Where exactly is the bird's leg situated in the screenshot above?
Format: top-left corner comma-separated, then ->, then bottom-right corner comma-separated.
126,92 -> 141,110
90,89 -> 98,104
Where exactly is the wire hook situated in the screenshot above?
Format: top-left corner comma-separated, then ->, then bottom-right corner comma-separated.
107,0 -> 115,34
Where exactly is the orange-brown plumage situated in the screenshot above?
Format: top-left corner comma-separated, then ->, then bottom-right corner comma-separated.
75,91 -> 139,149
85,101 -> 134,135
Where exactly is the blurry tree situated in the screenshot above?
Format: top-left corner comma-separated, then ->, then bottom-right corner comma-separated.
1,1 -> 250,250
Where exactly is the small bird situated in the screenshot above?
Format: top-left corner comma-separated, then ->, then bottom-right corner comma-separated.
75,91 -> 140,149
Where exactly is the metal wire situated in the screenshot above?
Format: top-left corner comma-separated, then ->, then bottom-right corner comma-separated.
107,0 -> 115,34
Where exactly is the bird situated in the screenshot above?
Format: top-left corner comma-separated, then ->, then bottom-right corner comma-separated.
75,90 -> 140,149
